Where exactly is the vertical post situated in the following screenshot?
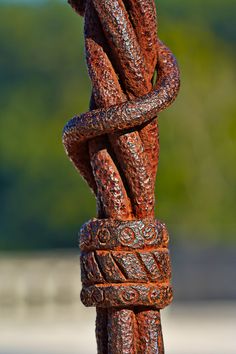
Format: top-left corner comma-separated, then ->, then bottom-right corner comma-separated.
64,0 -> 180,352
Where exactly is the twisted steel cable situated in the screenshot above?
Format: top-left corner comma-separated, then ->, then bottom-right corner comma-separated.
63,0 -> 180,352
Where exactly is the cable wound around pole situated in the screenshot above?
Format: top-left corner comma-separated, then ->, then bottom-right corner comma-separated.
64,0 -> 180,353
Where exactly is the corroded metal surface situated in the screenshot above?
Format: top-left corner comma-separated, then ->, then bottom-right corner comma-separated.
80,218 -> 172,308
63,0 -> 180,352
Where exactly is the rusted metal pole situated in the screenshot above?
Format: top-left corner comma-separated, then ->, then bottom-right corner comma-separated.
63,0 -> 180,352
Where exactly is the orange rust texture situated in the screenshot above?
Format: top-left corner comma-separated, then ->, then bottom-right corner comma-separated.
64,0 -> 180,353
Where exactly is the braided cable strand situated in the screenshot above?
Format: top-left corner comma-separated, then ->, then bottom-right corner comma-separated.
64,0 -> 180,352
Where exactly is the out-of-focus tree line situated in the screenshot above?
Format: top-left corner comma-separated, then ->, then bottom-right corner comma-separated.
0,0 -> 235,250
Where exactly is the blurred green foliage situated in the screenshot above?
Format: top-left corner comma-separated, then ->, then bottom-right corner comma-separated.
0,0 -> 235,250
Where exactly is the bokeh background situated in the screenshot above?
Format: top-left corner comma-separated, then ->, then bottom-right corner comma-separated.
0,0 -> 235,353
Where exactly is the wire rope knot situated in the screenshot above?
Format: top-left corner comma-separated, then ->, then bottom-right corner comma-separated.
64,0 -> 180,352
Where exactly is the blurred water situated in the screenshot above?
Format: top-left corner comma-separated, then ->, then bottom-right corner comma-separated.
0,302 -> 235,354
0,253 -> 235,354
